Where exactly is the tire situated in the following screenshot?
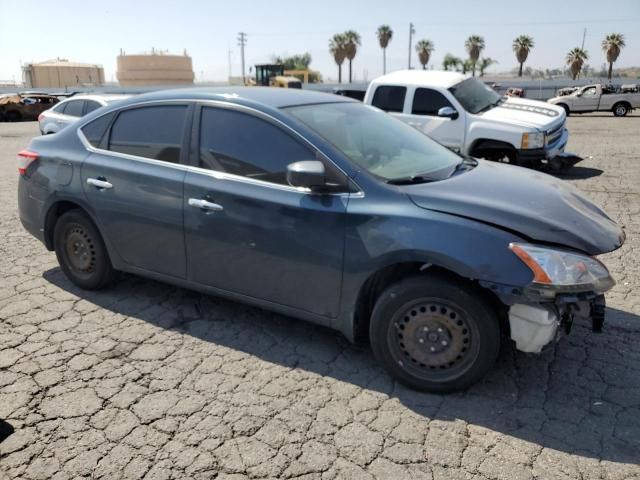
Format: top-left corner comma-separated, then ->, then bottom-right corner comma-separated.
5,110 -> 21,122
558,104 -> 570,116
53,210 -> 115,290
613,103 -> 629,117
369,274 -> 500,393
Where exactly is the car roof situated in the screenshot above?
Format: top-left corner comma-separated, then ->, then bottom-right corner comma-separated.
59,94 -> 130,104
117,86 -> 355,109
370,70 -> 468,88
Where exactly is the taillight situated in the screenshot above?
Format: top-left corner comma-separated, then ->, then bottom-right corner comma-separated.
37,113 -> 44,122
18,150 -> 39,176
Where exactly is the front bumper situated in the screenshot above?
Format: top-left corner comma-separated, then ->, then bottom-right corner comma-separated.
515,127 -> 569,165
508,294 -> 606,353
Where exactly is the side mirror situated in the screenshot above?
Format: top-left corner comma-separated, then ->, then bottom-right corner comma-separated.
286,160 -> 326,191
437,106 -> 459,120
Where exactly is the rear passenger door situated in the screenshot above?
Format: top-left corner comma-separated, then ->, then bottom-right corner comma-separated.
182,104 -> 348,319
396,87 -> 465,149
79,103 -> 192,278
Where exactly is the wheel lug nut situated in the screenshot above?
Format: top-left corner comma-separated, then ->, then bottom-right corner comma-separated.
437,328 -> 443,333
430,346 -> 436,352
423,327 -> 429,332
441,340 -> 448,346
418,338 -> 424,344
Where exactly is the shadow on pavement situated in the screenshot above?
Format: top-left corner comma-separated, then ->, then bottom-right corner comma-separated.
44,267 -> 640,465
552,166 -> 604,180
0,419 -> 15,443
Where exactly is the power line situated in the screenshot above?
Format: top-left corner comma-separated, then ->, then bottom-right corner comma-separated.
237,32 -> 247,84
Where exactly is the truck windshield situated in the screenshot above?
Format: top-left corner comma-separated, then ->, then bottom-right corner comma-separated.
286,102 -> 461,182
449,77 -> 502,114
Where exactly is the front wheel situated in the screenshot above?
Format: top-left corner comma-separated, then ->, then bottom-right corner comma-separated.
54,210 -> 115,290
613,103 -> 629,117
369,274 -> 500,393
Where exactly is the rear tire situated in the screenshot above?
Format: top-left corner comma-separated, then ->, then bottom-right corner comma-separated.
53,210 -> 115,290
613,103 -> 629,117
369,274 -> 500,393
559,104 -> 570,116
5,110 -> 21,122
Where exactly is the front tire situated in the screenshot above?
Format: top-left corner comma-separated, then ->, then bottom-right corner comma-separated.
369,274 -> 500,393
613,103 -> 629,117
53,210 -> 115,290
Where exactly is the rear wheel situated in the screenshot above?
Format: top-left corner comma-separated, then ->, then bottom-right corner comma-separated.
5,110 -> 21,122
53,210 -> 115,290
559,104 -> 570,116
369,274 -> 500,393
613,103 -> 629,117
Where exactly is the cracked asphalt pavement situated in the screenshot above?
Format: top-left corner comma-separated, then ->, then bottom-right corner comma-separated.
1,114 -> 639,479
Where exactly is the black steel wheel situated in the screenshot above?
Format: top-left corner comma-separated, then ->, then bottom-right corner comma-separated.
54,210 -> 115,290
370,274 -> 500,393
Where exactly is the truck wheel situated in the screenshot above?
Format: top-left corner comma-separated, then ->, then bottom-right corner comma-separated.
613,103 -> 629,117
369,274 -> 500,393
53,210 -> 115,290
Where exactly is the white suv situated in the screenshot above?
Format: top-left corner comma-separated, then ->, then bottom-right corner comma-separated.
39,94 -> 129,135
364,71 -> 571,169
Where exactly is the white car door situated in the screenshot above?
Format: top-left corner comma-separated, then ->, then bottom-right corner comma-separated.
395,87 -> 465,151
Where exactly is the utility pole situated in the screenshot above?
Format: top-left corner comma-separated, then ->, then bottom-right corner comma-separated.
237,32 -> 247,84
581,28 -> 587,49
408,23 -> 415,69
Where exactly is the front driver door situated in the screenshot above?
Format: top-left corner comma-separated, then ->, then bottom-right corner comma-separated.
397,87 -> 465,150
183,105 -> 349,319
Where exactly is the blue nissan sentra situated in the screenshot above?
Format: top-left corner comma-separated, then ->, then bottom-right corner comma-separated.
17,87 -> 624,392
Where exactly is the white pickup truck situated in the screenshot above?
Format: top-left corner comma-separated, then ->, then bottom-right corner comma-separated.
548,83 -> 640,117
363,70 -> 574,169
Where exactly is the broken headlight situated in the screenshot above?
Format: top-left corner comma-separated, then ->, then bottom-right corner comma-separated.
509,243 -> 615,296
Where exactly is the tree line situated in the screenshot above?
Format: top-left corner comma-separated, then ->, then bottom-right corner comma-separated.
327,27 -> 627,82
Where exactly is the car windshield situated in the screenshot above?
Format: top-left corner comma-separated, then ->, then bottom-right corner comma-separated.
449,77 -> 502,114
286,102 -> 461,182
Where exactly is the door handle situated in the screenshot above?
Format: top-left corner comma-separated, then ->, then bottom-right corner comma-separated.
87,178 -> 113,189
188,198 -> 224,212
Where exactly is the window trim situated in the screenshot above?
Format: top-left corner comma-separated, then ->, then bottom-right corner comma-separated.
76,99 -> 362,197
411,87 -> 454,116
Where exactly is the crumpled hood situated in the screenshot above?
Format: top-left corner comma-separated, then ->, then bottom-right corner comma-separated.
406,161 -> 625,255
478,97 -> 565,130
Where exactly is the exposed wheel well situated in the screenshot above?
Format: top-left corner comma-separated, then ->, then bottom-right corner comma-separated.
468,139 -> 517,161
613,101 -> 631,111
44,201 -> 85,250
353,262 -> 508,342
557,103 -> 570,115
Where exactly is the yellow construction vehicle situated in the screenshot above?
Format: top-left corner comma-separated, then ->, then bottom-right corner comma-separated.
251,64 -> 302,89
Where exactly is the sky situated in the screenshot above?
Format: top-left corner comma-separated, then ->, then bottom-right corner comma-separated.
1,0 -> 639,84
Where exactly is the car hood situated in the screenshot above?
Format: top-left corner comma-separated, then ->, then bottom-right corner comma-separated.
405,161 -> 624,255
478,97 -> 565,130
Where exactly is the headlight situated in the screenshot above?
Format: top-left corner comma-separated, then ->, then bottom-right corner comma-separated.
521,131 -> 545,149
510,243 -> 614,294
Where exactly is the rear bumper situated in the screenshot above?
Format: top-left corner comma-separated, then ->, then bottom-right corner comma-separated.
18,178 -> 46,246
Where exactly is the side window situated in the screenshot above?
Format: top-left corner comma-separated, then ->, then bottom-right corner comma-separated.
108,105 -> 187,163
199,107 -> 316,185
371,86 -> 406,113
64,100 -> 85,117
583,87 -> 597,97
84,101 -> 102,115
81,112 -> 115,147
412,88 -> 453,116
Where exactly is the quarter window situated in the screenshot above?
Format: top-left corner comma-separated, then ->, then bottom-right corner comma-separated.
84,101 -> 102,114
108,105 -> 187,163
412,88 -> 454,116
199,107 -> 316,185
64,100 -> 85,117
371,86 -> 406,113
81,112 -> 115,148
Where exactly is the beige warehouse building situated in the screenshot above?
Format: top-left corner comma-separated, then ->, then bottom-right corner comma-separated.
22,59 -> 104,88
117,49 -> 194,86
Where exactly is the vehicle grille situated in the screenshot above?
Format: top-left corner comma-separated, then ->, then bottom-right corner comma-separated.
546,121 -> 564,145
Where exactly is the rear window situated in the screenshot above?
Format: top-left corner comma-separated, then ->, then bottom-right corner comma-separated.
371,86 -> 406,113
64,100 -> 85,117
108,105 -> 187,163
81,112 -> 115,148
412,88 -> 453,116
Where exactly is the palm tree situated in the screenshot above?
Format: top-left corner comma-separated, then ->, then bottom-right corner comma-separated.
461,59 -> 474,75
343,30 -> 361,83
442,54 -> 461,71
602,33 -> 626,80
377,25 -> 393,74
566,47 -> 589,80
513,35 -> 534,77
415,40 -> 435,70
478,57 -> 497,77
465,35 -> 485,76
329,34 -> 347,83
